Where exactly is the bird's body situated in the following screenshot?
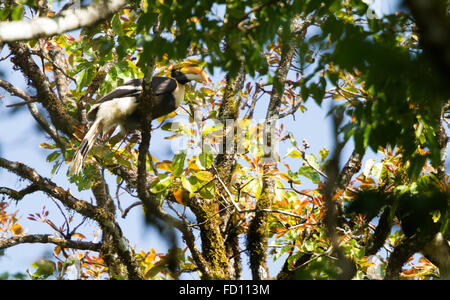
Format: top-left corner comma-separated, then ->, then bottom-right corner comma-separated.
86,77 -> 184,131
69,66 -> 209,175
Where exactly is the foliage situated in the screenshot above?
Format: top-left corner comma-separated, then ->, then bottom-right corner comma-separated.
0,0 -> 448,280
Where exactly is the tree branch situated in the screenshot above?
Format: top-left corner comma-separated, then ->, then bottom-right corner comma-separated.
0,0 -> 127,43
385,233 -> 435,280
0,157 -> 98,219
137,18 -> 160,209
0,79 -> 33,103
0,184 -> 39,201
0,234 -> 101,252
321,108 -> 356,280
247,14 -> 313,280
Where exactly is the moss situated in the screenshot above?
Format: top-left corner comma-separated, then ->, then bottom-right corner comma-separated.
187,198 -> 229,279
247,186 -> 272,279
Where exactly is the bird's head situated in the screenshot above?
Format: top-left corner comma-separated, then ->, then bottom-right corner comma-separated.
170,62 -> 211,84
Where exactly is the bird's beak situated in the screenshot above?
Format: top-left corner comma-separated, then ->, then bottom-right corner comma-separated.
181,66 -> 211,83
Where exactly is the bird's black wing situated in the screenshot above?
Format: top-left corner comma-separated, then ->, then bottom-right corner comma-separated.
96,77 -> 176,104
97,78 -> 144,103
151,77 -> 177,95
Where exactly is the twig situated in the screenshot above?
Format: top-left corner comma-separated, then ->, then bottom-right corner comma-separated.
289,136 -> 328,179
30,49 -> 77,84
0,184 -> 39,201
240,208 -> 306,220
288,181 -> 315,199
121,201 -> 142,218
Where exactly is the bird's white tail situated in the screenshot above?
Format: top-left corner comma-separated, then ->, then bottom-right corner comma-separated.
69,119 -> 102,175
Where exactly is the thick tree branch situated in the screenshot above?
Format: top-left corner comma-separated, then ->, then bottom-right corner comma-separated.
333,148 -> 365,211
385,233 -> 435,280
0,0 -> 127,43
0,157 -> 98,219
90,167 -> 144,280
48,45 -> 71,102
247,14 -> 312,280
206,63 -> 245,279
321,110 -> 356,280
0,234 -> 101,252
137,19 -> 160,211
422,233 -> 450,280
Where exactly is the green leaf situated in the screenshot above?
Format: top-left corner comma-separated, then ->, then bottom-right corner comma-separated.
432,210 -> 441,223
31,259 -> 55,279
51,160 -> 61,176
298,165 -> 321,184
181,175 -> 200,194
285,148 -> 303,158
287,170 -> 301,184
202,122 -> 224,136
199,144 -> 214,169
198,181 -> 216,199
40,143 -> 57,149
319,148 -> 330,164
46,151 -> 60,163
11,5 -> 24,21
198,151 -> 213,169
244,179 -> 262,200
161,121 -> 192,135
145,264 -> 165,279
172,150 -> 187,177
149,174 -> 172,194
111,13 -> 124,36
303,240 -> 315,252
288,133 -> 298,147
305,154 -> 320,169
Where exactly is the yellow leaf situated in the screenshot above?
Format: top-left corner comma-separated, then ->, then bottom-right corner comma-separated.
193,171 -> 214,182
332,189 -> 344,201
173,188 -> 185,205
11,224 -> 23,235
146,248 -> 157,264
157,111 -> 176,122
72,233 -> 86,239
164,134 -> 178,140
278,172 -> 291,181
188,159 -> 201,171
155,161 -> 173,172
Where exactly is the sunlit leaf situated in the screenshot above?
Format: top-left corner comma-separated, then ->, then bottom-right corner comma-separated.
172,151 -> 187,177
11,224 -> 22,235
193,171 -> 214,182
150,174 -> 173,194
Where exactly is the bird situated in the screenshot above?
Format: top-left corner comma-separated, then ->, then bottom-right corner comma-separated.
69,64 -> 210,175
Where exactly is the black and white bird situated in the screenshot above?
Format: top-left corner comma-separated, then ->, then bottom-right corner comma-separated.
69,65 -> 210,175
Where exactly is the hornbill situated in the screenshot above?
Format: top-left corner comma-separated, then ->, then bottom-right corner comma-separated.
69,65 -> 210,175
